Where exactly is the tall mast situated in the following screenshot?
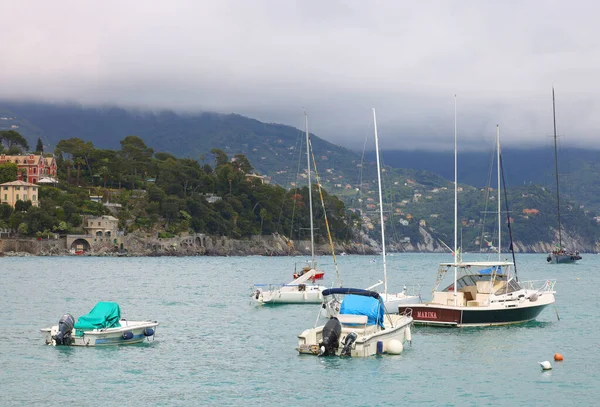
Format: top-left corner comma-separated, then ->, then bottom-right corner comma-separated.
372,108 -> 387,297
497,125 -> 501,261
305,112 -> 315,268
453,95 -> 458,306
552,87 -> 562,248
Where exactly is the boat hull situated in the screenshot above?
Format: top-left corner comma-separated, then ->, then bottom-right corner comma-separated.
547,253 -> 581,264
297,314 -> 413,357
256,289 -> 324,304
398,301 -> 552,327
41,320 -> 159,346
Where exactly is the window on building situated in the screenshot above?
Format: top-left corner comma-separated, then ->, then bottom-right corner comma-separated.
16,187 -> 20,190
3,186 -> 7,190
24,186 -> 28,191
3,194 -> 6,201
32,195 -> 36,201
16,194 -> 19,200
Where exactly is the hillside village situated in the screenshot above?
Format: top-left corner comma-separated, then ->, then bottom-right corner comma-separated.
1,109 -> 600,255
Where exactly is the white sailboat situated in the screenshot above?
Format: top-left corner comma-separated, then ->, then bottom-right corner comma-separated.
252,113 -> 327,304
371,109 -> 420,309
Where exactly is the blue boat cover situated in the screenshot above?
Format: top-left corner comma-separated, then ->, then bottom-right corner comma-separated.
322,287 -> 380,299
340,294 -> 384,328
74,302 -> 121,331
478,266 -> 503,275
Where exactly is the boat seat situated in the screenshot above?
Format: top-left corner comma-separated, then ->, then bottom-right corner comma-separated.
459,286 -> 477,301
337,314 -> 368,325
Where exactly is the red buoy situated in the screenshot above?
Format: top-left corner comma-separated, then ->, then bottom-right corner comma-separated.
554,353 -> 564,361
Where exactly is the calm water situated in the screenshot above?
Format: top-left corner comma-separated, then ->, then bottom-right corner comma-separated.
1,253 -> 597,406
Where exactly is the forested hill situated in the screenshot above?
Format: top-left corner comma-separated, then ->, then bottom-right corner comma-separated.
370,147 -> 600,212
2,100 -> 600,213
0,101 -> 358,184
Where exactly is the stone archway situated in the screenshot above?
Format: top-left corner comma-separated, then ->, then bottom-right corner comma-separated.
70,238 -> 91,253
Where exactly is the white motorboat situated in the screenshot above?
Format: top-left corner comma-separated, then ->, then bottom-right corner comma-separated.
41,302 -> 158,346
298,288 -> 413,357
399,120 -> 556,326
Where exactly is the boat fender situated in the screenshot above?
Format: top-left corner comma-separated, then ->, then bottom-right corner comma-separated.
529,293 -> 539,302
144,327 -> 155,337
340,332 -> 357,357
387,340 -> 404,355
122,331 -> 134,340
404,326 -> 412,343
376,341 -> 384,355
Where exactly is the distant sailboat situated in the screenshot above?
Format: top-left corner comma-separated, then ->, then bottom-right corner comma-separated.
546,88 -> 582,264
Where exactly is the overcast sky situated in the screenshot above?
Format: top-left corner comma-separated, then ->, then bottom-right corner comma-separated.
2,1 -> 599,151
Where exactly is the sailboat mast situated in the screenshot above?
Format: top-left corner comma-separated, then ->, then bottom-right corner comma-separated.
453,95 -> 458,306
372,108 -> 387,297
497,125 -> 501,260
552,87 -> 563,248
305,113 -> 315,268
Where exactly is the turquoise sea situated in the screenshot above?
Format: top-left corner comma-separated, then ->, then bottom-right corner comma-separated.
1,253 -> 597,406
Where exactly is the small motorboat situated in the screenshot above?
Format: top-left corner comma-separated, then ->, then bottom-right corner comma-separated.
297,288 -> 413,357
41,302 -> 158,346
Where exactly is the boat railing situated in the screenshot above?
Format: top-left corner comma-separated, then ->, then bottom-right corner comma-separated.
252,282 -> 322,291
519,279 -> 557,293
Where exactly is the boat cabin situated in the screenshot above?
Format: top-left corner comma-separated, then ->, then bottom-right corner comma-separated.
430,262 -> 521,307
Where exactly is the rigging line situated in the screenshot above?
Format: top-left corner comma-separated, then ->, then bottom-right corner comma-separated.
276,126 -> 305,234
500,149 -> 518,280
288,129 -> 305,240
356,130 -> 370,255
479,142 -> 496,254
308,137 -> 342,287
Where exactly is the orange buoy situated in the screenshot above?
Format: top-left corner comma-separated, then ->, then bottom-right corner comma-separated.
554,353 -> 564,361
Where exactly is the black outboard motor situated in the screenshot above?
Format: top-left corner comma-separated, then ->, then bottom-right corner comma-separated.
318,317 -> 341,356
53,314 -> 75,346
340,331 -> 358,357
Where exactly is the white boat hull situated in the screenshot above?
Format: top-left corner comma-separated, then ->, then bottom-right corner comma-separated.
255,286 -> 324,304
41,320 -> 159,346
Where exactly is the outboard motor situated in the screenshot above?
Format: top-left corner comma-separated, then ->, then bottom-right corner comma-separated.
340,331 -> 358,357
318,317 -> 341,356
53,314 -> 75,346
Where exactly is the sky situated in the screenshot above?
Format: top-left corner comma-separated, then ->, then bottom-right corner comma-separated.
1,0 -> 599,151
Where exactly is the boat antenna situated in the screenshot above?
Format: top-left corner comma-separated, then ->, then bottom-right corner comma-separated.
497,125 -> 501,261
552,87 -> 563,250
453,95 -> 458,306
308,137 -> 342,287
372,108 -> 387,297
305,112 -> 315,269
499,146 -> 518,280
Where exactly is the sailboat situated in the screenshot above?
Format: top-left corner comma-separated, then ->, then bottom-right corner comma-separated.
398,107 -> 556,326
252,113 -> 327,304
371,109 -> 420,309
546,88 -> 582,264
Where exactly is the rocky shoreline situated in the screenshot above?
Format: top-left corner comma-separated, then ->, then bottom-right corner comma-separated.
0,230 -> 596,257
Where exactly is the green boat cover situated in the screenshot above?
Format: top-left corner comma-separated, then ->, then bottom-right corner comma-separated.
74,302 -> 121,331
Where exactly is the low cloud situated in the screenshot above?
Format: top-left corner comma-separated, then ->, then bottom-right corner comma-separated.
2,0 -> 599,150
